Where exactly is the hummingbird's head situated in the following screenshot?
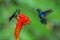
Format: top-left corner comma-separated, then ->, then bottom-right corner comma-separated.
36,9 -> 41,13
16,9 -> 21,14
13,9 -> 21,18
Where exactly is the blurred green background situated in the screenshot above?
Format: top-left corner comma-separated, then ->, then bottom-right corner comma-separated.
0,0 -> 60,40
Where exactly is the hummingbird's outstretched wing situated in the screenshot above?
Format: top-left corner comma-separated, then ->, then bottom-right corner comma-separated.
9,9 -> 21,22
44,9 -> 53,16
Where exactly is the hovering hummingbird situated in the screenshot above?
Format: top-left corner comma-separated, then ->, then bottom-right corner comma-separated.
37,9 -> 53,24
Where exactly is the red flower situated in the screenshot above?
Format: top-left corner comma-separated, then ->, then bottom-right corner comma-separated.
15,13 -> 30,40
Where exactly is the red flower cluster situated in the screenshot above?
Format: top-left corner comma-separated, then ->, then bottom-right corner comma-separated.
15,13 -> 30,40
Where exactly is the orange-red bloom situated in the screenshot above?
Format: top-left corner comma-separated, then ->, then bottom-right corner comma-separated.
15,13 -> 30,40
